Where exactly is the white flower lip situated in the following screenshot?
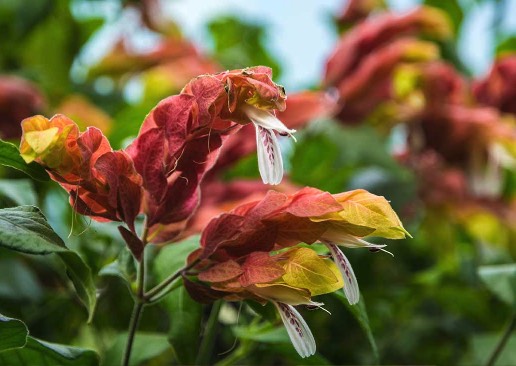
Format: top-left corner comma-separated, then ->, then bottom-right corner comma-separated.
275,302 -> 316,358
324,241 -> 360,305
243,105 -> 297,185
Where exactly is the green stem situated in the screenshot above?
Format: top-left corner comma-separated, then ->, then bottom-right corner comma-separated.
122,300 -> 144,366
486,312 -> 516,366
144,259 -> 200,302
122,225 -> 148,366
196,300 -> 223,365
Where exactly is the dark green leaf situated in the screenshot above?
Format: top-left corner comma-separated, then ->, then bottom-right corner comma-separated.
102,332 -> 170,366
0,337 -> 99,366
334,292 -> 379,363
0,313 -> 28,352
59,251 -> 97,323
0,206 -> 67,254
166,286 -> 202,364
0,140 -> 48,182
0,206 -> 97,321
153,236 -> 202,364
478,264 -> 516,308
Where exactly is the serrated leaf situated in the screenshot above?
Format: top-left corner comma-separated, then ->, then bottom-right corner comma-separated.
0,140 -> 48,181
0,337 -> 99,366
0,206 -> 97,321
0,314 -> 28,352
478,264 -> 516,308
334,291 -> 379,363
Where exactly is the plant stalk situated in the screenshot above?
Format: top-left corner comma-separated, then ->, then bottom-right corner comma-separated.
144,259 -> 200,301
121,300 -> 144,366
196,300 -> 223,365
486,311 -> 516,366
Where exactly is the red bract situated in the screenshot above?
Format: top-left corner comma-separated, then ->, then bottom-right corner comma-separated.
473,55 -> 516,116
276,91 -> 338,129
336,38 -> 439,123
126,67 -> 288,243
198,186 -> 408,261
335,0 -> 385,30
20,115 -> 142,230
324,6 -> 451,87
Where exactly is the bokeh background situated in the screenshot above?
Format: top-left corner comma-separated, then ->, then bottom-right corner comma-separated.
0,0 -> 515,365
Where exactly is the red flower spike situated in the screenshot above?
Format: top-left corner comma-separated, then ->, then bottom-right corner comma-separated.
20,115 -> 143,229
324,6 -> 451,87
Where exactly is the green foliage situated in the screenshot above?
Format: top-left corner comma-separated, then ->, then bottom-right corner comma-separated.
0,313 -> 98,366
207,15 -> 282,79
0,313 -> 28,352
478,264 -> 516,308
102,332 -> 170,366
334,292 -> 379,363
0,206 -> 96,321
0,140 -> 48,181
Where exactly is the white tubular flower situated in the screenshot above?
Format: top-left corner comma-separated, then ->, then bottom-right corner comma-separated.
274,302 -> 316,358
243,105 -> 296,185
323,241 -> 360,305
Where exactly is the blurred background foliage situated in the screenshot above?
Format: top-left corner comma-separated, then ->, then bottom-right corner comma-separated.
0,0 -> 515,365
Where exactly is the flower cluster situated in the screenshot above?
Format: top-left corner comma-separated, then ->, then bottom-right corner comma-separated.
19,67 -> 408,358
186,187 -> 409,356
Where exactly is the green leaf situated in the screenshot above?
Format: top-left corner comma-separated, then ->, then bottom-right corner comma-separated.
0,337 -> 99,366
0,206 -> 97,321
153,235 -> 202,364
334,291 -> 379,363
462,332 -> 516,366
98,247 -> 137,292
0,140 -> 48,181
0,206 -> 67,254
0,179 -> 37,207
153,235 -> 201,281
0,314 -> 28,352
478,264 -> 516,308
59,251 -> 97,323
496,35 -> 516,57
102,332 -> 170,366
166,286 -> 202,364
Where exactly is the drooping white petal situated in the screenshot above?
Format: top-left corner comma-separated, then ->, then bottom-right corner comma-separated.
322,231 -> 387,250
243,105 -> 296,140
274,302 -> 316,358
324,241 -> 360,305
255,125 -> 283,185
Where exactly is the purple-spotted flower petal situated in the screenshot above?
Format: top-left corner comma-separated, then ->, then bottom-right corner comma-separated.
243,105 -> 296,185
324,241 -> 360,305
274,302 -> 316,358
